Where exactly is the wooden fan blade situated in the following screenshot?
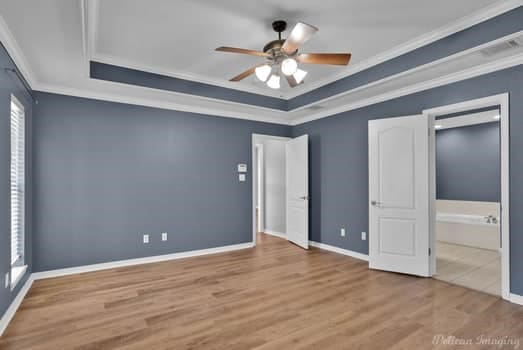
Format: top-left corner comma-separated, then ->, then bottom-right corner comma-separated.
285,74 -> 301,88
216,46 -> 269,57
229,65 -> 262,82
297,53 -> 351,66
282,22 -> 318,54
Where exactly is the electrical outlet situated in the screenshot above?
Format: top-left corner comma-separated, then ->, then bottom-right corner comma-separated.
361,232 -> 367,241
143,234 -> 149,244
162,232 -> 168,241
340,228 -> 346,237
5,272 -> 10,289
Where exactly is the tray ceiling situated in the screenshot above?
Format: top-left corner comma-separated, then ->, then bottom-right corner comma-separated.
94,0 -> 499,97
0,0 -> 519,125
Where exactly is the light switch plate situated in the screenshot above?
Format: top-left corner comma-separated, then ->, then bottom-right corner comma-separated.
361,232 -> 367,241
340,228 -> 346,237
162,232 -> 168,241
239,174 -> 246,182
5,272 -> 9,289
143,234 -> 149,244
238,164 -> 247,173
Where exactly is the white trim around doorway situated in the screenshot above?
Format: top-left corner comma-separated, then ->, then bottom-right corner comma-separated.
251,134 -> 291,246
423,93 -> 510,301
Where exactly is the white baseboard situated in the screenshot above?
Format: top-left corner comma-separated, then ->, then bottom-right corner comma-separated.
509,293 -> 523,306
32,242 -> 254,280
310,241 -> 369,262
0,275 -> 34,337
262,230 -> 286,239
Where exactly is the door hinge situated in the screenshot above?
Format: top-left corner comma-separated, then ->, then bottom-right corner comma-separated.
429,248 -> 431,256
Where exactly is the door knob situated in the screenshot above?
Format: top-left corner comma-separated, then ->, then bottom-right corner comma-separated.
371,200 -> 382,207
300,196 -> 309,200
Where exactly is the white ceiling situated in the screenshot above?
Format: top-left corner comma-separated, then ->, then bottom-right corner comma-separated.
0,0 -> 520,125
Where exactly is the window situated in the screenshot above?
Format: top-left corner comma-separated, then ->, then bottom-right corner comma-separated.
10,95 -> 26,289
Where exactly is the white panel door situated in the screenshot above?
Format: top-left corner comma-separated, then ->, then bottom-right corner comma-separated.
286,135 -> 309,249
368,115 -> 430,276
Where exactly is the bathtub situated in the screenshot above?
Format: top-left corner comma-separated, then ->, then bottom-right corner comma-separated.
436,200 -> 500,250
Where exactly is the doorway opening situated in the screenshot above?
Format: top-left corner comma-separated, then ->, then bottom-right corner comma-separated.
425,93 -> 510,300
252,134 -> 290,245
432,109 -> 501,296
251,134 -> 309,248
367,94 -> 510,301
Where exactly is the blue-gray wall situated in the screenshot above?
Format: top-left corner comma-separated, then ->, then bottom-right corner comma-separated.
436,122 -> 500,202
32,93 -> 291,272
0,44 -> 33,320
292,65 -> 523,294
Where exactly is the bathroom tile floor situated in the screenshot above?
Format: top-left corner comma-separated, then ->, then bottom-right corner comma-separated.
434,241 -> 501,296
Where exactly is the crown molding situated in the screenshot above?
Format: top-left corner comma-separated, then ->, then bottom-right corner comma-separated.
287,1 -> 523,99
86,0 -> 284,100
0,13 -> 37,88
90,52 -> 286,100
1,2 -> 522,126
80,0 -> 87,58
34,45 -> 522,127
289,31 -> 523,115
23,1 -> 290,127
85,1 -> 523,101
290,52 -> 523,125
285,0 -> 523,99
80,0 -> 99,78
34,81 -> 292,125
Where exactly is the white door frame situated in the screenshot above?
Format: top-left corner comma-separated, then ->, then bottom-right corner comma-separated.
251,134 -> 291,246
423,93 -> 510,301
255,144 -> 264,234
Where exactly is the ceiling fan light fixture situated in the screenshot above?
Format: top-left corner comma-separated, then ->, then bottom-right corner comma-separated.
281,58 -> 298,76
216,20 -> 351,88
266,74 -> 281,89
255,64 -> 271,82
293,69 -> 307,84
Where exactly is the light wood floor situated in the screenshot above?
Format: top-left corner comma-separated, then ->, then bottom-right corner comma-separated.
435,241 -> 501,296
1,233 -> 522,349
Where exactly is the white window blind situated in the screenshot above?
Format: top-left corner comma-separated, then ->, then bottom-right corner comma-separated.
10,95 -> 25,266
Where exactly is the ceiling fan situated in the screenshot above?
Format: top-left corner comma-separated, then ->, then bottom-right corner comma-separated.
215,20 -> 351,89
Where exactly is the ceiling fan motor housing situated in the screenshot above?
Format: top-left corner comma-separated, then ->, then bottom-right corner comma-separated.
263,20 -> 298,60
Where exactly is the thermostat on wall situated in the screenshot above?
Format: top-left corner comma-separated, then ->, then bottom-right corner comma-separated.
238,164 -> 247,173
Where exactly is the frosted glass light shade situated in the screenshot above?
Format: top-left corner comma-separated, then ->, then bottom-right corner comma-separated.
281,58 -> 298,76
255,64 -> 271,82
293,69 -> 307,84
266,74 -> 281,89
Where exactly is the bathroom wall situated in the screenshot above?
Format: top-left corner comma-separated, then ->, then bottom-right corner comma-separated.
436,122 -> 500,202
